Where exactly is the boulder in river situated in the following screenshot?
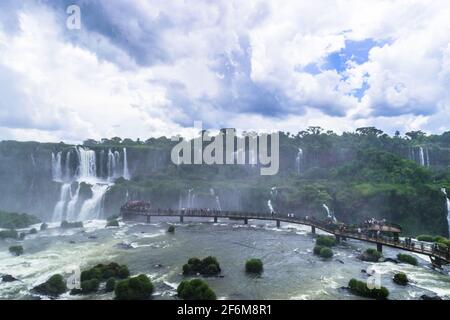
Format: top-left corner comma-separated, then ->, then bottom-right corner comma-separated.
1,274 -> 18,283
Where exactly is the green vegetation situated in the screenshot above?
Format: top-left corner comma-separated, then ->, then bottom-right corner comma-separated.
348,278 -> 389,299
316,235 -> 337,247
33,274 -> 67,297
80,279 -> 100,294
183,256 -> 221,276
106,219 -> 119,227
177,279 -> 216,300
167,225 -> 175,233
319,247 -> 333,258
245,259 -> 263,274
0,229 -> 18,240
393,272 -> 408,286
313,245 -> 324,255
417,235 -> 435,242
8,245 -> 23,256
105,278 -> 116,292
397,253 -> 418,266
29,228 -> 37,234
40,223 -> 48,231
0,210 -> 40,229
115,274 -> 154,300
359,248 -> 383,262
81,262 -> 130,282
60,220 -> 83,228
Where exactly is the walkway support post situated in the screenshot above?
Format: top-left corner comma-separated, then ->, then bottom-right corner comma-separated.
276,220 -> 281,228
336,235 -> 341,243
180,215 -> 184,223
311,226 -> 316,234
214,216 -> 218,223
146,215 -> 150,223
244,218 -> 248,225
377,243 -> 383,253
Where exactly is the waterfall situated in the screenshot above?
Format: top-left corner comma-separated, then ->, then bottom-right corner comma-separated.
66,183 -> 81,221
295,148 -> 303,175
268,187 -> 277,213
64,150 -> 72,181
51,152 -> 63,182
210,188 -> 222,211
123,148 -> 131,180
52,183 -> 71,221
441,188 -> 450,236
107,149 -> 116,181
77,147 -> 97,181
78,184 -> 109,220
419,147 -> 425,166
187,189 -> 194,208
322,204 -> 337,222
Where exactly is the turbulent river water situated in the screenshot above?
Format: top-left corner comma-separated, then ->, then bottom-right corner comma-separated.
1,218 -> 449,300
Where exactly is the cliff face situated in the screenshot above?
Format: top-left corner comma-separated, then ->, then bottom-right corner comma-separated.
0,134 -> 449,236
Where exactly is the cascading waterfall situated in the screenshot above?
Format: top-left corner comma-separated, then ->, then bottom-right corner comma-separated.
267,187 -> 277,213
441,188 -> 450,236
419,147 -> 425,166
52,183 -> 71,221
79,184 -> 109,220
51,152 -> 63,182
187,189 -> 194,208
210,188 -> 222,211
123,148 -> 131,180
66,183 -> 81,221
295,148 -> 303,175
64,150 -> 72,181
77,147 -> 97,181
411,146 -> 430,167
322,204 -> 337,222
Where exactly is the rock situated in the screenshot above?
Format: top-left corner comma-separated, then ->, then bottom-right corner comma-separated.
420,294 -> 442,300
69,240 -> 76,244
153,264 -> 163,268
88,235 -> 97,239
32,274 -> 67,297
1,274 -> 18,282
361,269 -> 367,274
115,242 -> 133,250
336,259 -> 345,264
384,258 -> 398,264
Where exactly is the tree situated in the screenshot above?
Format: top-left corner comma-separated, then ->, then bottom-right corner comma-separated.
177,279 -> 216,300
356,127 -> 384,137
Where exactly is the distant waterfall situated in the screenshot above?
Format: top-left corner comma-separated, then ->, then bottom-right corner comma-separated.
64,150 -> 72,180
76,147 -> 97,181
322,204 -> 337,222
295,148 -> 303,175
410,146 -> 430,167
187,189 -> 194,208
51,152 -> 63,182
210,188 -> 222,211
52,183 -> 71,221
268,187 -> 277,213
78,184 -> 109,220
123,148 -> 131,180
66,183 -> 81,221
441,188 -> 450,236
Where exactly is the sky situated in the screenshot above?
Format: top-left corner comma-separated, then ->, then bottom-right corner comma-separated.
0,0 -> 450,143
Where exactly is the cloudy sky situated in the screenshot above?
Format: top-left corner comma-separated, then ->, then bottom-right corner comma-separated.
1,0 -> 450,143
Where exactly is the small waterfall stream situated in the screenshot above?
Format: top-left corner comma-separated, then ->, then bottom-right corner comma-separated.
441,188 -> 450,236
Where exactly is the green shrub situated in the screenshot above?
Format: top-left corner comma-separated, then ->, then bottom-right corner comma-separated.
360,248 -> 382,262
0,210 -> 40,229
105,278 -> 116,292
115,274 -> 154,300
417,235 -> 434,242
33,274 -> 67,297
81,279 -> 100,294
393,272 -> 408,286
245,259 -> 263,274
9,245 -> 24,256
29,228 -> 37,234
177,279 -> 216,300
183,256 -> 221,276
319,247 -> 333,259
167,225 -> 175,233
106,219 -> 119,227
81,262 -> 130,282
40,223 -> 48,231
397,254 -> 418,266
348,278 -> 389,299
313,245 -> 324,255
60,220 -> 83,228
0,229 -> 18,240
316,235 -> 337,247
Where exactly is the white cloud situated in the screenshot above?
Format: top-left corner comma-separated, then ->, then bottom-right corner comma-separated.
1,0 -> 450,142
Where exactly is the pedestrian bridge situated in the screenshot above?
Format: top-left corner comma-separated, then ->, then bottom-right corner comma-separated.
120,206 -> 450,267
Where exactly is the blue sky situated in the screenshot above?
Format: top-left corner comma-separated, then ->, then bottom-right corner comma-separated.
0,0 -> 450,142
